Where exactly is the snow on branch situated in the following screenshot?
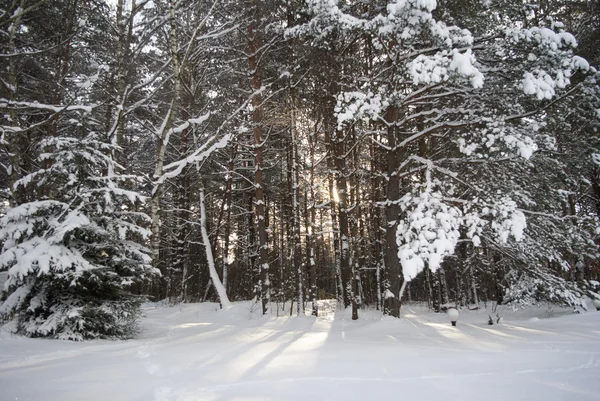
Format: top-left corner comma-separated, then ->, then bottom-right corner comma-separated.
396,171 -> 462,279
397,169 -> 528,280
335,91 -> 388,129
407,49 -> 483,88
0,99 -> 93,113
156,133 -> 232,187
504,25 -> 591,100
456,119 -> 538,160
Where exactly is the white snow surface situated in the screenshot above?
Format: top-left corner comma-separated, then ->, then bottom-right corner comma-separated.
1,300 -> 600,401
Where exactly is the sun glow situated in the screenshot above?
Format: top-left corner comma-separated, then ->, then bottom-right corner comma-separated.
332,186 -> 340,203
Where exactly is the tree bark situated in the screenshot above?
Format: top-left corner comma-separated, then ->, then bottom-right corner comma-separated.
247,2 -> 270,315
290,85 -> 304,316
306,117 -> 320,317
6,0 -> 25,205
150,0 -> 180,280
200,190 -> 231,307
333,126 -> 352,309
324,121 -> 344,308
383,105 -> 403,317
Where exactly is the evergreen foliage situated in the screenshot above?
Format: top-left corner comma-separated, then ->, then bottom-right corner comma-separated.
0,130 -> 156,340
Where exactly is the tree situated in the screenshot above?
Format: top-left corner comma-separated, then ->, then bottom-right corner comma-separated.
288,0 -> 597,315
0,126 -> 156,339
0,0 -> 157,339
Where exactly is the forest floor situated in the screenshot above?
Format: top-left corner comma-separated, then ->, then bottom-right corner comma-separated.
1,299 -> 600,401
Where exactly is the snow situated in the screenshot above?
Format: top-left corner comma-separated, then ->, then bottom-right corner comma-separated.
510,25 -> 591,101
1,300 -> 599,401
490,198 -> 527,244
522,71 -> 559,100
335,91 -> 387,129
396,175 -> 462,278
449,49 -> 484,88
188,112 -> 211,125
0,99 -> 93,113
447,307 -> 459,321
407,53 -> 450,86
573,56 -> 590,71
158,134 -> 232,185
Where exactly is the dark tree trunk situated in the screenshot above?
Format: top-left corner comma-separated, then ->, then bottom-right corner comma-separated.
384,105 -> 403,317
247,2 -> 270,314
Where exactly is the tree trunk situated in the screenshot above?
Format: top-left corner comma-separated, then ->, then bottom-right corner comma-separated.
150,0 -> 180,278
425,265 -> 434,310
307,120 -> 319,317
383,105 -> 403,317
370,132 -> 383,310
6,0 -> 25,206
439,267 -> 449,305
200,190 -> 231,307
470,264 -> 479,306
222,146 -> 236,291
324,122 -> 344,308
247,3 -> 270,315
290,86 -> 304,316
333,126 -> 352,309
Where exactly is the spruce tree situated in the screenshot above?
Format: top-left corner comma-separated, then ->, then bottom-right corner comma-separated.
0,126 -> 157,340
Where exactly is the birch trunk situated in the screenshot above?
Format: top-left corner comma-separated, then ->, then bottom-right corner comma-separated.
200,190 -> 231,307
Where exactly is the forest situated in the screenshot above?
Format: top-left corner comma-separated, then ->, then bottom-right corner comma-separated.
1,0 -> 600,340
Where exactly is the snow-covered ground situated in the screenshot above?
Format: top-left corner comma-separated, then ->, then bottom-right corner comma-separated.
1,300 -> 599,401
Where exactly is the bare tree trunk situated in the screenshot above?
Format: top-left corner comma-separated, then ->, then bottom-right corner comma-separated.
433,268 -> 441,313
307,120 -> 319,317
6,0 -> 25,205
286,0 -> 304,317
150,0 -> 180,277
290,88 -> 304,316
376,261 -> 382,311
334,127 -> 352,310
425,265 -> 434,310
109,0 -> 134,157
47,0 -> 77,142
247,3 -> 270,315
305,193 -> 318,316
370,133 -> 383,311
350,140 -> 360,320
353,36 -> 380,305
471,265 -> 479,305
222,146 -> 236,291
325,122 -> 344,308
440,267 -> 449,305
384,105 -> 403,317
200,190 -> 231,307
